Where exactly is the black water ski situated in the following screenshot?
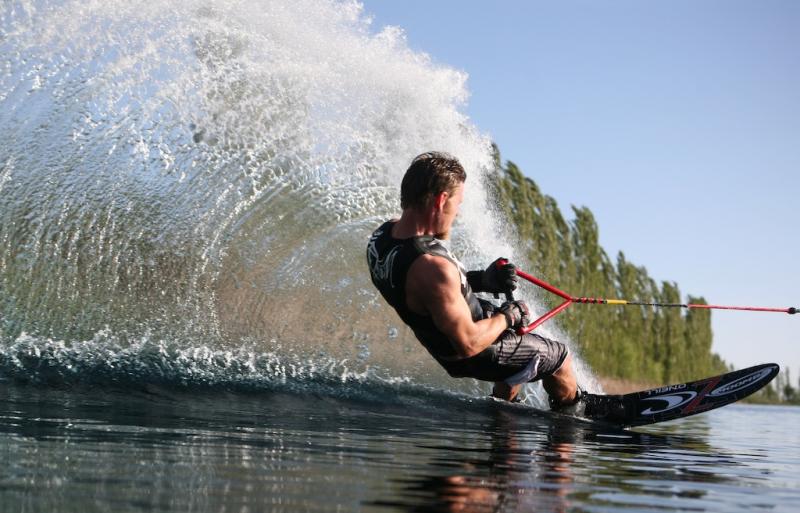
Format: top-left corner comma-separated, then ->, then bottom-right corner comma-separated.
574,363 -> 779,427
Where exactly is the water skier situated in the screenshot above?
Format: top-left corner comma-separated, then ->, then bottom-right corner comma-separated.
367,152 -> 580,408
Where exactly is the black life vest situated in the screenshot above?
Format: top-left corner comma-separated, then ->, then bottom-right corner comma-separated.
366,220 -> 490,366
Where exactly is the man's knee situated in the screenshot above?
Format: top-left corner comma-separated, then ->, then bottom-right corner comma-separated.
553,353 -> 574,378
492,382 -> 521,401
544,353 -> 577,403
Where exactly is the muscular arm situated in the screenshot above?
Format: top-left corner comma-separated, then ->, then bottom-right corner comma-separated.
406,254 -> 509,358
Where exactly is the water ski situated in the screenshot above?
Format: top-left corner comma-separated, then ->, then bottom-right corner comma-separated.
560,363 -> 779,428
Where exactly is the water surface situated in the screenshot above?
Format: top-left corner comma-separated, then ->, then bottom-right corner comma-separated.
2,383 -> 798,512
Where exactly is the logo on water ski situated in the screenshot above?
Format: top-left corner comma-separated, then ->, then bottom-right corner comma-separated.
709,366 -> 776,398
639,391 -> 698,415
645,383 -> 687,395
639,376 -> 722,416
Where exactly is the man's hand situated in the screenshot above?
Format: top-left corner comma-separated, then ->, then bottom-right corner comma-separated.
498,300 -> 530,330
467,258 -> 518,294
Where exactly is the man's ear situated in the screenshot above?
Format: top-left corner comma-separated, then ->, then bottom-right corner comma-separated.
433,191 -> 449,211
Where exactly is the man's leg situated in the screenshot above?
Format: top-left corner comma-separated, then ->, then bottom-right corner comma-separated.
492,355 -> 577,405
490,331 -> 578,405
542,353 -> 579,406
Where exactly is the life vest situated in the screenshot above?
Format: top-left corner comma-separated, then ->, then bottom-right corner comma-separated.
366,220 -> 492,371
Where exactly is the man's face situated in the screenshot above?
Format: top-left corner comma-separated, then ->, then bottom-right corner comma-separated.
435,183 -> 464,239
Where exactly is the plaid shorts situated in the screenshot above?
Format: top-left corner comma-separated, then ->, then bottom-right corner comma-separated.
438,331 -> 569,384
493,331 -> 570,385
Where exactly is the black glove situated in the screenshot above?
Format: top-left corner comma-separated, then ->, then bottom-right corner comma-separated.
466,258 -> 518,294
498,300 -> 530,330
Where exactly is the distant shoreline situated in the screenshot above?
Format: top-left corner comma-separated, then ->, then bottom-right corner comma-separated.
597,376 -> 658,395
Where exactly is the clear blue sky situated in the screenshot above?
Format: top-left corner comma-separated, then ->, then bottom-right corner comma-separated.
361,1 -> 799,379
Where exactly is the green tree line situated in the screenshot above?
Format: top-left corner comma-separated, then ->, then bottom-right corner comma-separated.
490,146 -> 729,384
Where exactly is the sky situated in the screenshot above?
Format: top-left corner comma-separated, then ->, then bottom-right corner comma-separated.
360,1 -> 799,380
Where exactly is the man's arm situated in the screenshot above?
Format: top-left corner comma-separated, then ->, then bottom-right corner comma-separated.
406,254 -> 509,358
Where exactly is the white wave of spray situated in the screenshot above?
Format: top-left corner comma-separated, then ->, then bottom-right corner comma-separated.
0,0 -> 595,401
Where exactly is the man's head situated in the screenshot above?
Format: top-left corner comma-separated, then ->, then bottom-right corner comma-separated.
400,152 -> 466,211
400,152 -> 466,239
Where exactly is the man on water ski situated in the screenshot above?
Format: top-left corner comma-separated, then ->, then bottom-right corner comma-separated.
366,152 -> 579,407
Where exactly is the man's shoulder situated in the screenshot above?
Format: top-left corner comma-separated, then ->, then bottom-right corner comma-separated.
409,253 -> 459,284
406,253 -> 464,313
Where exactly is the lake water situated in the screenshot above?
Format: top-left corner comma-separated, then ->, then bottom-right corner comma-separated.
2,382 -> 798,513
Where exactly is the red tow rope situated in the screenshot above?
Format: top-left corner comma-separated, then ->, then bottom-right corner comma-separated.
497,259 -> 797,335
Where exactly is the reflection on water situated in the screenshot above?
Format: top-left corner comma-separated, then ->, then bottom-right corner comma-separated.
376,406 -> 742,513
1,383 -> 798,513
378,411 -> 582,513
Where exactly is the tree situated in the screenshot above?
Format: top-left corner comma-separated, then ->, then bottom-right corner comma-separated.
490,144 -> 729,386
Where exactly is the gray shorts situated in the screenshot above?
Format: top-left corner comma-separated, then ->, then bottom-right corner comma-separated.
438,331 -> 569,384
493,331 -> 570,385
